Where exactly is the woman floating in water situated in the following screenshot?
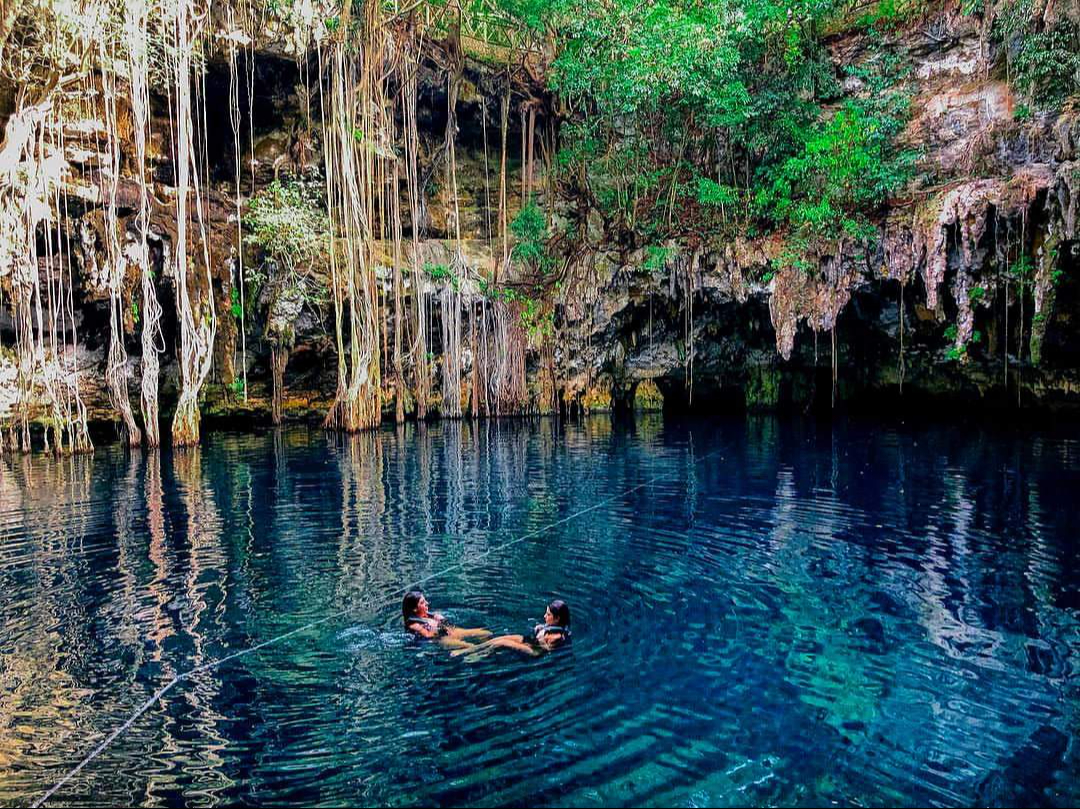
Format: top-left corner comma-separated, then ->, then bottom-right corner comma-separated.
451,599 -> 571,658
402,590 -> 491,649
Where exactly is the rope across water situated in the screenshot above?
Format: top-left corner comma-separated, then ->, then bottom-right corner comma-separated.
32,445 -> 723,808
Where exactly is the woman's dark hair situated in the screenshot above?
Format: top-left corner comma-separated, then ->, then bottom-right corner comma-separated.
402,591 -> 424,622
547,599 -> 570,627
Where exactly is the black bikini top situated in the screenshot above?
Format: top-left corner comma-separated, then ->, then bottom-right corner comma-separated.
406,616 -> 445,635
534,623 -> 571,643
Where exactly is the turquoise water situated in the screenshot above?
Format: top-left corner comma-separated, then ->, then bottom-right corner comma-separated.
0,416 -> 1077,807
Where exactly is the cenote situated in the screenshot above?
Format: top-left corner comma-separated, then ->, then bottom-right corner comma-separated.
6,0 -> 1080,805
0,415 -> 1077,807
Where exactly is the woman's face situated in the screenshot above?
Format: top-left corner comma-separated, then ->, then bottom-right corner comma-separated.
417,596 -> 430,617
544,606 -> 555,625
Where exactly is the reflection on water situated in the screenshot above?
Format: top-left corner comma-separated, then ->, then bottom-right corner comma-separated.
0,415 -> 1078,807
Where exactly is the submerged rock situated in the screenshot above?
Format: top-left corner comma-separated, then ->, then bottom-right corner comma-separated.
974,725 -> 1069,807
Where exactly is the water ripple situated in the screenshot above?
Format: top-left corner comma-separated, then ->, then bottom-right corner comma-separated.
1,417 -> 1078,807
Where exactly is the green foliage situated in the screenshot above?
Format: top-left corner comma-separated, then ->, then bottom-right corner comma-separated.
243,178 -> 329,320
552,1 -> 749,127
230,286 -> 243,320
519,295 -> 554,341
990,0 -> 1080,104
757,97 -> 914,263
510,203 -> 554,274
425,263 -> 462,291
695,177 -> 739,209
491,0 -> 570,32
856,0 -> 900,29
477,277 -> 553,341
1010,254 -> 1036,287
968,285 -> 986,303
642,245 -> 671,276
501,0 -> 914,261
244,179 -> 329,274
694,176 -> 741,226
944,324 -> 981,362
853,0 -> 927,32
555,120 -> 602,173
131,300 -> 140,325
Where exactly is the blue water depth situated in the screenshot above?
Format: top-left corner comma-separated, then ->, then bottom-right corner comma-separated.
0,415 -> 1077,807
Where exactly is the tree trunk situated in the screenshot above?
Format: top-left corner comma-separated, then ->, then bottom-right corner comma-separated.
172,391 -> 201,447
271,345 -> 288,425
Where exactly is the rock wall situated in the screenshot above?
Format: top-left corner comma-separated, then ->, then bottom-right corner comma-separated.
554,10 -> 1080,415
3,4 -> 1080,442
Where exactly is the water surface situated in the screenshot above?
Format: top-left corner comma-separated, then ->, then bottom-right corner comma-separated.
0,415 -> 1077,807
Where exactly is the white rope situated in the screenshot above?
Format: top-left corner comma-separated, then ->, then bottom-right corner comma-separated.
33,445 -> 719,807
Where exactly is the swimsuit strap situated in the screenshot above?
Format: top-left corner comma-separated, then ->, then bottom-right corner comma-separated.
535,624 -> 570,640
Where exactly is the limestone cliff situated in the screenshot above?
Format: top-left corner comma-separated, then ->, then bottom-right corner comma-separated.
1,1 -> 1079,449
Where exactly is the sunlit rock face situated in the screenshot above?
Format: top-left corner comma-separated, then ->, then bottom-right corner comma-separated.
555,15 -> 1080,415
2,4 -> 1079,434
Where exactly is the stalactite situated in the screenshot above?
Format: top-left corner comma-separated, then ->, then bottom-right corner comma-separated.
1002,217 -> 1010,391
440,279 -> 464,419
35,122 -> 66,453
318,41 -> 348,427
541,335 -> 557,415
271,345 -> 286,425
321,0 -> 382,432
526,103 -> 536,202
498,81 -> 510,283
12,248 -> 35,453
1018,210 -> 1028,407
56,112 -> 92,454
479,297 -> 492,416
490,299 -> 526,414
138,236 -> 163,446
519,105 -> 527,206
543,114 -> 556,227
481,95 -> 494,250
402,42 -> 429,420
470,311 -> 480,418
100,45 -> 141,447
685,249 -> 698,405
391,152 -> 406,424
227,5 -> 249,402
170,0 -> 217,447
898,281 -> 905,395
1,100 -> 91,454
441,26 -> 465,419
125,0 -> 162,446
